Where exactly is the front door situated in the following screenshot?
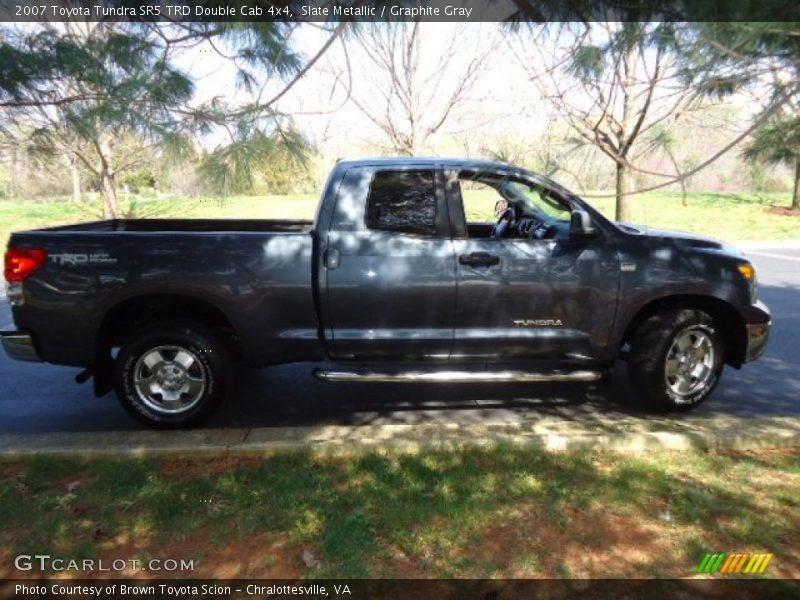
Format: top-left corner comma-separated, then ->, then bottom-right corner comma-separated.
448,170 -> 620,361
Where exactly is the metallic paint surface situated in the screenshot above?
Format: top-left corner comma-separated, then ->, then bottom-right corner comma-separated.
4,158 -> 770,375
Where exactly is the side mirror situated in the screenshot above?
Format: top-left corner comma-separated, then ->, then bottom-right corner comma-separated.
570,209 -> 597,239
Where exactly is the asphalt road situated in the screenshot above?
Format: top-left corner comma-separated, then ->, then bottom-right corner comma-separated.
1,244 -> 798,434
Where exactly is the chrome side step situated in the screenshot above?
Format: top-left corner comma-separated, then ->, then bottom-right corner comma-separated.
313,369 -> 601,383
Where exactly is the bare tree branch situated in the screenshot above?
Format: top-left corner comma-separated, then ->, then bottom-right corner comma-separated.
350,22 -> 496,155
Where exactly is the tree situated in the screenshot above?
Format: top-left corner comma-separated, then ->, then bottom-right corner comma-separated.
0,21 -> 343,216
0,124 -> 87,200
644,124 -> 688,205
744,113 -> 800,211
350,22 -> 493,155
516,22 -> 704,221
670,23 -> 800,209
501,7 -> 800,204
673,23 -> 800,98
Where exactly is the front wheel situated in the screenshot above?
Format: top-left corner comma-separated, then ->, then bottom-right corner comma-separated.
628,309 -> 724,412
114,321 -> 230,428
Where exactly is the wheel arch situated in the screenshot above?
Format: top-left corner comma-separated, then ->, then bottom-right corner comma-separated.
93,293 -> 241,396
621,294 -> 748,368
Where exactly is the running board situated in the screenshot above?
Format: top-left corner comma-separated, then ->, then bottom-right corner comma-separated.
313,369 -> 601,383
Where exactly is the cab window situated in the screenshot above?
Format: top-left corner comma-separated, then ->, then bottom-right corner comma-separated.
365,170 -> 437,236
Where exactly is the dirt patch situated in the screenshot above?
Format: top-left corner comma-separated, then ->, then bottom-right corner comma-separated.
163,532 -> 306,578
0,529 -> 27,579
158,456 -> 266,480
766,205 -> 800,217
468,504 -> 678,578
722,447 -> 800,461
471,520 -> 540,576
0,461 -> 25,481
0,530 -> 308,580
378,546 -> 428,579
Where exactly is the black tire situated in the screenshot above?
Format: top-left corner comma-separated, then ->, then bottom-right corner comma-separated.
628,309 -> 724,412
114,320 -> 230,428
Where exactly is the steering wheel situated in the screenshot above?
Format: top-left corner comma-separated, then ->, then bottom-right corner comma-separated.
491,207 -> 516,238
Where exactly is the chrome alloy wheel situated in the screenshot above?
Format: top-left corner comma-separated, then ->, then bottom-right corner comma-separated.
133,345 -> 206,414
664,328 -> 715,402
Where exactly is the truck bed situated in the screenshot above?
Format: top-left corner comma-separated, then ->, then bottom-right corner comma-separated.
36,218 -> 314,233
8,219 -> 321,368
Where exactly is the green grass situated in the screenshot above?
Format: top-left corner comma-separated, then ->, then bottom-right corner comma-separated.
0,194 -> 318,251
1,191 -> 797,251
1,447 -> 798,579
584,191 -> 800,242
462,189 -> 799,241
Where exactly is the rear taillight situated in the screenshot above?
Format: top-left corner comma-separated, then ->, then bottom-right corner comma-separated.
4,248 -> 47,282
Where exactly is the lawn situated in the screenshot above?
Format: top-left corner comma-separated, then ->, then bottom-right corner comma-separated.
0,191 -> 798,252
584,191 -> 800,242
0,193 -> 319,251
1,447 -> 798,579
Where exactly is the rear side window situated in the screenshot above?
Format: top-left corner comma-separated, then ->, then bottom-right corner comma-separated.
365,170 -> 437,236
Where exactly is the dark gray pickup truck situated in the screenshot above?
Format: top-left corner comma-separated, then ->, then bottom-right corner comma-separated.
2,158 -> 771,427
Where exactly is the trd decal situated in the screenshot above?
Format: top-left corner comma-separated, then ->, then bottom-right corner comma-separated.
49,253 -> 117,265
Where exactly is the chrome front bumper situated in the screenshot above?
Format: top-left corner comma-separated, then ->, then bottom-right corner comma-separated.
0,331 -> 42,362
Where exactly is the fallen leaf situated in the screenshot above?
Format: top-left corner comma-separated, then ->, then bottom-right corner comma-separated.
301,549 -> 320,569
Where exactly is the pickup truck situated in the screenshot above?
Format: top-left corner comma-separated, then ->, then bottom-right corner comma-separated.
2,158 -> 771,427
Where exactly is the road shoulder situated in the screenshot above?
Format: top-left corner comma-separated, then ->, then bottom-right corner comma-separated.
1,415 -> 798,458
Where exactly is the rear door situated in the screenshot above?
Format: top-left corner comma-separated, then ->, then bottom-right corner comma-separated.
322,165 -> 456,360
447,169 -> 620,361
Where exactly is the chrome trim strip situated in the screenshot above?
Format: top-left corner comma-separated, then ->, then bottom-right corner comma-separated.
0,331 -> 42,363
313,369 -> 601,383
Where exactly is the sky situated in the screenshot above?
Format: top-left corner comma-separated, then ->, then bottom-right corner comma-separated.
173,22 -> 551,158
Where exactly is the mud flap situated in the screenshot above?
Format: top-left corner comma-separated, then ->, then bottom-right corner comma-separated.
92,348 -> 115,397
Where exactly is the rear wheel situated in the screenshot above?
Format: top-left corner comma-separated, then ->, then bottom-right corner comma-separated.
114,321 -> 230,428
628,309 -> 724,411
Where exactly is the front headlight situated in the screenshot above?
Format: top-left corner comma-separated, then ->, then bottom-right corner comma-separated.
738,262 -> 757,302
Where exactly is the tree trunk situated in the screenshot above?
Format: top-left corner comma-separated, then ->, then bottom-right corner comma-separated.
63,153 -> 81,202
95,134 -> 119,218
793,155 -> 800,211
99,169 -> 119,218
615,34 -> 637,223
9,146 -> 19,199
72,167 -> 82,203
616,161 -> 633,222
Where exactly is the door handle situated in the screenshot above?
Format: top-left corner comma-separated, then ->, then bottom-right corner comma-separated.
459,252 -> 500,267
325,248 -> 341,269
